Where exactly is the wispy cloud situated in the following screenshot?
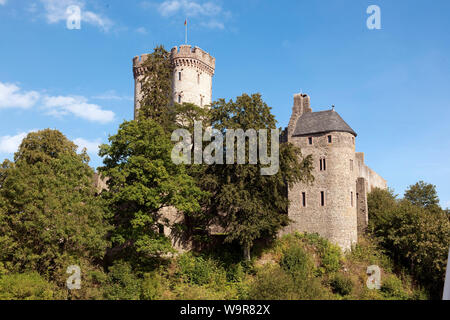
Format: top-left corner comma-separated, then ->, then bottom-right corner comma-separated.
150,0 -> 230,29
43,95 -> 115,124
93,90 -> 133,101
73,137 -> 101,155
0,82 -> 40,109
0,131 -> 36,154
0,81 -> 115,124
39,0 -> 113,32
0,0 -> 7,6
136,27 -> 148,35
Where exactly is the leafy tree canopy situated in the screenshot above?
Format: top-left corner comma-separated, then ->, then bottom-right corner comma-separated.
404,180 -> 440,210
0,129 -> 110,278
98,119 -> 206,264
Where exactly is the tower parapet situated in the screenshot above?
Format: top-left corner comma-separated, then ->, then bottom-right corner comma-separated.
133,45 -> 215,119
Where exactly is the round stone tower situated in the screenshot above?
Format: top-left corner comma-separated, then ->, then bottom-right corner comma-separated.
132,45 -> 215,119
286,106 -> 359,250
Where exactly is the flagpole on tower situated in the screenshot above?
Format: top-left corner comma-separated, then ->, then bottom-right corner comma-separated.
185,18 -> 188,44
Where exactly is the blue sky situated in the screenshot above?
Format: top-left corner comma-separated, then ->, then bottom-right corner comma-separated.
0,0 -> 449,208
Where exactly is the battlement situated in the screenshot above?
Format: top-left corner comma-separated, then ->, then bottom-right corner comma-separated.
171,45 -> 216,70
133,54 -> 151,68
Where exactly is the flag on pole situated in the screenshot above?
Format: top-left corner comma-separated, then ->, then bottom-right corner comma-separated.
184,18 -> 188,44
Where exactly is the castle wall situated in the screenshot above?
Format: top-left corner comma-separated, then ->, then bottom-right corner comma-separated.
356,152 -> 387,192
287,131 -> 358,250
356,177 -> 369,235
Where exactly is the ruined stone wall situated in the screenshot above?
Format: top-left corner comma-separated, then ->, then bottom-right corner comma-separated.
286,131 -> 358,251
355,152 -> 387,192
356,177 -> 368,235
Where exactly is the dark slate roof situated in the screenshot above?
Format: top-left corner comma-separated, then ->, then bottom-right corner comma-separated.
292,110 -> 357,137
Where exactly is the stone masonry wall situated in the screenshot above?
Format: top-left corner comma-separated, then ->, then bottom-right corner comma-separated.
286,131 -> 358,251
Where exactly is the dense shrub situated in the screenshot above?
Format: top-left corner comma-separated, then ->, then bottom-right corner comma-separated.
280,246 -> 314,280
103,261 -> 142,300
248,266 -> 298,300
368,188 -> 450,298
329,273 -> 353,296
381,275 -> 409,300
0,272 -> 59,300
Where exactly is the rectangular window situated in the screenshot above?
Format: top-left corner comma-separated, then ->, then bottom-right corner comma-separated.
302,192 -> 306,207
179,72 -> 182,81
178,95 -> 181,103
351,192 -> 354,207
320,158 -> 326,171
350,159 -> 354,171
308,137 -> 313,145
197,74 -> 200,84
328,135 -> 332,143
320,191 -> 325,207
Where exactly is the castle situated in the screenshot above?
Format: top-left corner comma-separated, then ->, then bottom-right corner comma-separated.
132,44 -> 387,251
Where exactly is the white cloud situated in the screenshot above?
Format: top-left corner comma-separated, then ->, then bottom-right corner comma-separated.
0,0 -> 7,6
93,90 -> 133,101
0,131 -> 36,154
0,82 -> 40,109
200,20 -> 224,30
43,95 -> 115,124
73,137 -> 101,155
136,27 -> 148,35
39,0 -> 113,31
158,0 -> 221,17
0,81 -> 115,124
155,0 -> 228,29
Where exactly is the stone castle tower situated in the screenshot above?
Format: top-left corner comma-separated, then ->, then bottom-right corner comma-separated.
133,45 -> 215,119
282,93 -> 387,250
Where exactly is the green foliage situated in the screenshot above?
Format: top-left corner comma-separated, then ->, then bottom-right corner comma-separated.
103,261 -> 142,300
280,246 -> 314,280
329,273 -> 353,296
99,119 -> 205,262
248,266 -> 298,300
0,272 -> 59,300
404,181 -> 440,210
380,275 -> 409,300
176,253 -> 222,286
201,93 -> 314,259
141,272 -> 165,300
137,45 -> 174,129
0,129 -> 110,277
368,187 -> 450,298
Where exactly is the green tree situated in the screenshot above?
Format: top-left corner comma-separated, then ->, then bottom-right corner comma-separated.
137,45 -> 174,129
404,181 -> 440,210
98,119 -> 205,264
202,93 -> 314,260
368,188 -> 450,298
0,129 -> 110,278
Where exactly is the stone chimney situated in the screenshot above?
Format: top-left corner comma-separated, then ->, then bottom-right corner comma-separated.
287,93 -> 312,139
